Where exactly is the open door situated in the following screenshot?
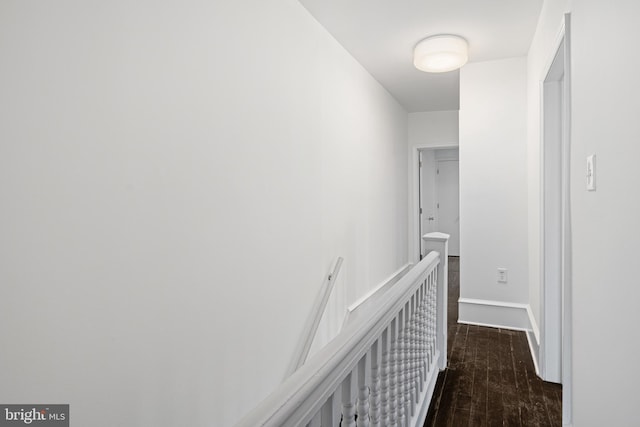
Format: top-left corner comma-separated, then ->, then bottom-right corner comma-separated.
418,148 -> 459,257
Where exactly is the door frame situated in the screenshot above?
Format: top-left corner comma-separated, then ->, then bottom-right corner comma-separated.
540,13 -> 572,425
435,158 -> 460,256
410,144 -> 458,263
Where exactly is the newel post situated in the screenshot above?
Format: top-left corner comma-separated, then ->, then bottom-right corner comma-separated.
422,232 -> 449,370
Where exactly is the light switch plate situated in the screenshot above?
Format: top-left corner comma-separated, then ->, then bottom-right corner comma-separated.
497,268 -> 508,283
587,154 -> 596,191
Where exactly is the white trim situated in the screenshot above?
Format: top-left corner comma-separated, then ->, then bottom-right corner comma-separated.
526,330 -> 541,376
458,298 -> 543,377
462,322 -> 539,377
458,298 -> 531,331
539,15 -> 573,426
540,47 -> 564,384
434,159 -> 460,256
526,305 -> 541,375
342,263 -> 413,330
526,304 -> 540,344
458,319 -> 530,333
541,18 -> 567,82
561,14 -> 573,425
346,263 -> 412,313
459,298 -> 528,309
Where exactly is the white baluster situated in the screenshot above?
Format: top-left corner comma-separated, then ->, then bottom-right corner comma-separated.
413,287 -> 422,391
412,295 -> 420,414
415,290 -> 423,405
407,296 -> 418,417
403,303 -> 412,423
307,410 -> 322,427
321,390 -> 342,427
397,308 -> 406,427
426,274 -> 433,368
418,284 -> 428,392
417,280 -> 428,391
341,373 -> 357,427
380,329 -> 391,426
370,340 -> 382,427
357,353 -> 371,427
389,319 -> 398,426
419,286 -> 426,379
424,278 -> 432,373
402,308 -> 411,424
418,283 -> 425,369
430,270 -> 437,364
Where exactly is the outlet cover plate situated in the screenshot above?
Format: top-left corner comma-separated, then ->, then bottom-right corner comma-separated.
498,268 -> 508,283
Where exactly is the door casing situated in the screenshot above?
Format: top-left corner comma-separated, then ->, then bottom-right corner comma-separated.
540,13 -> 572,425
411,145 -> 459,261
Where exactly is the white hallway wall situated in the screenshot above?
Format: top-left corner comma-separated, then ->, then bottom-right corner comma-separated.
0,1 -> 408,426
527,1 -> 640,423
459,57 -> 530,328
569,0 -> 640,424
407,111 -> 459,261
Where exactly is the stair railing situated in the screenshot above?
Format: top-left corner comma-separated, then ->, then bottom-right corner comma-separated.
236,235 -> 448,427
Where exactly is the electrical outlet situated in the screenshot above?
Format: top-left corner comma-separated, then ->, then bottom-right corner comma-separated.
497,268 -> 508,283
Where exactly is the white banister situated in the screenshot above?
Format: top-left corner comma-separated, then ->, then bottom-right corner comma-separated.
236,241 -> 448,427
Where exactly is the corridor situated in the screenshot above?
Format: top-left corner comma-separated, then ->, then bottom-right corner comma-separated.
425,258 -> 562,426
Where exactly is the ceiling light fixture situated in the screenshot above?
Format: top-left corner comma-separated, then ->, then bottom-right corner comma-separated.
413,35 -> 469,73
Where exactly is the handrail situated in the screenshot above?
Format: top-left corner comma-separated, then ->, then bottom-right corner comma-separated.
286,257 -> 344,377
236,244 -> 448,427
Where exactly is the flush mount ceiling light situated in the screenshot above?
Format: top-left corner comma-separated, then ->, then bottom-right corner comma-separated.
413,35 -> 469,73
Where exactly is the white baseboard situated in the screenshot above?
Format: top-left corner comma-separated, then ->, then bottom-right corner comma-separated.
343,263 -> 413,327
459,297 -> 542,377
526,305 -> 540,343
526,305 -> 541,376
526,330 -> 540,376
458,298 -> 531,330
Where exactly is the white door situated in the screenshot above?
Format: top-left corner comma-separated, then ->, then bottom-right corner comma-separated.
436,160 -> 460,256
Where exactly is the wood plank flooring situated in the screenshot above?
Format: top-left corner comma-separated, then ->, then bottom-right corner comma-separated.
424,257 -> 562,426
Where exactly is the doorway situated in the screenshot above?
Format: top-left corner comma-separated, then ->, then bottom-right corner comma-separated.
541,13 -> 572,425
418,148 -> 460,258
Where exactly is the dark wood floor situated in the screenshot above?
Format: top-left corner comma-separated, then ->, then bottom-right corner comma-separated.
424,257 -> 562,426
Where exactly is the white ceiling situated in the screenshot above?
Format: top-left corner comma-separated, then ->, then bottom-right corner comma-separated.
298,0 -> 543,112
